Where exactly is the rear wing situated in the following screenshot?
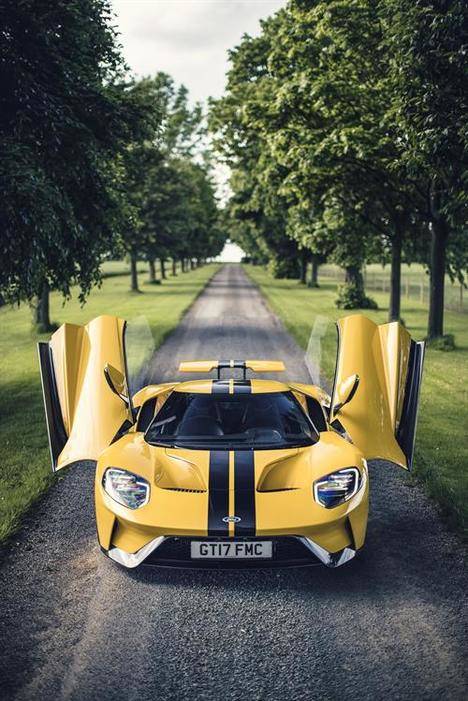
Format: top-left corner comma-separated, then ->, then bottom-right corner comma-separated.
179,359 -> 285,379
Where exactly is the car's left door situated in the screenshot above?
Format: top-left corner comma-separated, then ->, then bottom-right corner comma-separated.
38,315 -> 132,470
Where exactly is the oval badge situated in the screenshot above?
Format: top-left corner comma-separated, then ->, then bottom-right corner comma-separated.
222,516 -> 241,523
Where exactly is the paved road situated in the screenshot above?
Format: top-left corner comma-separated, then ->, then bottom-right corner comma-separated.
1,264 -> 466,701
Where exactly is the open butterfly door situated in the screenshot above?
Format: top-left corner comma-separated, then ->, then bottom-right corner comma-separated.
38,315 -> 132,471
331,315 -> 425,469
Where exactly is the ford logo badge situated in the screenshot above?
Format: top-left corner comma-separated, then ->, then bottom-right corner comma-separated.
222,516 -> 241,523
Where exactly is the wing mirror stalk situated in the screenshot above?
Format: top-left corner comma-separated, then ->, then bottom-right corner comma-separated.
330,374 -> 360,422
104,364 -> 130,407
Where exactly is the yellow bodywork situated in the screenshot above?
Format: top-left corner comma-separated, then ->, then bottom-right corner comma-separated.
38,312 -> 423,566
46,315 -> 131,469
332,315 -> 413,468
94,433 -> 368,555
179,359 -> 285,373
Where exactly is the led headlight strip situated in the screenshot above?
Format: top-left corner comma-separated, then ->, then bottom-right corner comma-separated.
313,467 -> 360,508
103,468 -> 150,509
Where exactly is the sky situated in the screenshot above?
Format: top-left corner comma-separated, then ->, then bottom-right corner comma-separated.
111,0 -> 286,261
111,0 -> 285,104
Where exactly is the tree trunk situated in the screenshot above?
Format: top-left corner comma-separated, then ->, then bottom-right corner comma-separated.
427,219 -> 448,339
345,265 -> 364,289
172,259 -> 177,276
181,258 -> 185,272
190,259 -> 195,270
299,251 -> 308,284
148,258 -> 156,284
34,280 -> 51,331
130,249 -> 140,292
310,256 -> 319,287
160,259 -> 167,280
389,229 -> 402,322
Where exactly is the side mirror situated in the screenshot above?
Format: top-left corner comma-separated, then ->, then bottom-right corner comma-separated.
330,374 -> 360,421
104,364 -> 129,406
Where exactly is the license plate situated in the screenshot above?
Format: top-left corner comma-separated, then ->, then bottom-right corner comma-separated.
191,541 -> 273,559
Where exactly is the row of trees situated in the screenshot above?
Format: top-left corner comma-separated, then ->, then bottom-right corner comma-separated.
210,0 -> 467,340
122,73 -> 224,294
0,0 -> 225,329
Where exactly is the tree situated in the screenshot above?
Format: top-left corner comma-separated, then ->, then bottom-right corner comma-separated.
122,73 -> 206,290
210,20 -> 302,281
0,0 -> 152,328
384,0 -> 468,339
120,77 -> 166,293
260,0 -> 429,314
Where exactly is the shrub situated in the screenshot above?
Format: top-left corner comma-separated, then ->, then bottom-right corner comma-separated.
426,334 -> 456,351
268,257 -> 300,279
335,283 -> 378,310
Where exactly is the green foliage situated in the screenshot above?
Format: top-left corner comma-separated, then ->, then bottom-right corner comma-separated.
0,0 -> 153,304
268,257 -> 300,280
209,18 -> 302,273
426,334 -> 456,352
383,0 -> 467,336
212,0 -> 467,329
123,73 -> 224,270
335,283 -> 378,310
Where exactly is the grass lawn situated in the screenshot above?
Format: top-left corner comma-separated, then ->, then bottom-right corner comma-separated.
0,263 -> 219,542
246,264 -> 468,538
320,262 -> 466,314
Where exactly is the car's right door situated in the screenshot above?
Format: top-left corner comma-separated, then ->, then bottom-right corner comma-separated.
331,315 -> 425,469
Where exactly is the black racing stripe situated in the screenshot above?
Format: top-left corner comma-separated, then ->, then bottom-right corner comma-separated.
233,380 -> 252,394
234,451 -> 256,536
208,450 -> 230,536
212,380 -> 230,394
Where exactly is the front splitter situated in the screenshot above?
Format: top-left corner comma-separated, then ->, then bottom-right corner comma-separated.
104,536 -> 357,569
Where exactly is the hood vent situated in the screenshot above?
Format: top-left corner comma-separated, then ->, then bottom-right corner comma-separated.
257,450 -> 306,492
154,451 -> 207,492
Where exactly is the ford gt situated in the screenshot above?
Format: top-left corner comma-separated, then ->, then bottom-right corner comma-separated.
38,314 -> 424,569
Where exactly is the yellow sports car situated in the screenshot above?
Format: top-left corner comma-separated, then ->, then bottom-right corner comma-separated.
38,314 -> 424,569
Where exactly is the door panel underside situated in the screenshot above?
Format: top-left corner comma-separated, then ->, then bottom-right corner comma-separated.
38,315 -> 131,470
332,315 -> 424,469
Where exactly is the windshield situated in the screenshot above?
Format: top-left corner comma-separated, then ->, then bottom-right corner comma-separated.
144,391 -> 318,449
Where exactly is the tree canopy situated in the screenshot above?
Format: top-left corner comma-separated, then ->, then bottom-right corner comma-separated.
0,0 -> 152,305
0,2 -> 225,317
210,0 -> 467,336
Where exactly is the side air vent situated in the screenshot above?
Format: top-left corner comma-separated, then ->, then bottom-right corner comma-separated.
164,487 -> 205,493
257,487 -> 299,493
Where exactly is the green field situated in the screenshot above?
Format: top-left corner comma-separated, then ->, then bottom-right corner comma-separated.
0,263 -> 219,542
246,264 -> 468,538
320,262 -> 467,314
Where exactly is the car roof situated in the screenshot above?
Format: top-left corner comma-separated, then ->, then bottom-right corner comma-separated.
174,379 -> 290,394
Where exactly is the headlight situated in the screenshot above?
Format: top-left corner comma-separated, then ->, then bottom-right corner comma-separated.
103,468 -> 150,509
314,467 -> 360,508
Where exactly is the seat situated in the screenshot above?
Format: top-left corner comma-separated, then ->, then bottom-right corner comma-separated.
177,415 -> 224,437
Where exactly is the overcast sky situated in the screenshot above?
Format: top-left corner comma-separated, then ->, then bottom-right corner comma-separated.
111,0 -> 285,104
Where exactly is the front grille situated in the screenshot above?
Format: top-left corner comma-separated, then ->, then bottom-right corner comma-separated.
143,536 -> 321,568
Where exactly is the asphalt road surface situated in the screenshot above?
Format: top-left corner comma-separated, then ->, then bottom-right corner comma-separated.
1,264 -> 467,701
